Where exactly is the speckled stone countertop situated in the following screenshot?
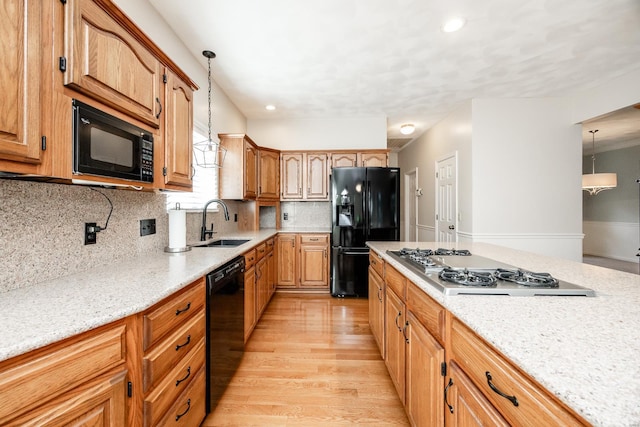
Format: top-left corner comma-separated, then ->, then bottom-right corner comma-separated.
0,229 -> 278,362
367,241 -> 640,427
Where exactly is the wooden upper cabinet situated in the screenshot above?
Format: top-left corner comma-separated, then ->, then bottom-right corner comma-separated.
360,151 -> 388,167
305,153 -> 329,200
331,152 -> 358,168
63,0 -> 162,127
258,148 -> 280,199
163,69 -> 193,189
281,153 -> 304,199
0,0 -> 44,166
219,134 -> 258,200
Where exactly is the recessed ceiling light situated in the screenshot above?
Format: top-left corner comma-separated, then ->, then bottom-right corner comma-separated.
442,17 -> 466,33
400,124 -> 415,135
265,105 -> 276,111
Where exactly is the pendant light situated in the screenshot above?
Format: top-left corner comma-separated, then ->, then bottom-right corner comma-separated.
582,129 -> 617,195
193,50 -> 226,168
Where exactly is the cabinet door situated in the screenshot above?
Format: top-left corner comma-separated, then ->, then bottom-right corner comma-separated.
360,152 -> 388,167
244,265 -> 256,341
281,153 -> 303,199
305,153 -> 329,200
163,69 -> 193,188
258,149 -> 280,199
446,362 -> 510,427
256,256 -> 268,316
385,287 -> 406,404
331,152 -> 357,168
299,241 -> 328,288
244,141 -> 258,198
0,0 -> 43,165
15,369 -> 128,427
368,267 -> 385,357
63,0 -> 162,127
277,234 -> 297,288
405,311 -> 445,427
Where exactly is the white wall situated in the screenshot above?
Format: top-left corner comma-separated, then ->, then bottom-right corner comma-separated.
247,116 -> 387,150
397,102 -> 473,241
112,0 -> 246,134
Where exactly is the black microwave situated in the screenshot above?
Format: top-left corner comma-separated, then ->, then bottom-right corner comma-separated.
73,100 -> 154,183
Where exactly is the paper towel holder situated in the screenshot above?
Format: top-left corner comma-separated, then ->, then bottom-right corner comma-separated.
165,203 -> 192,253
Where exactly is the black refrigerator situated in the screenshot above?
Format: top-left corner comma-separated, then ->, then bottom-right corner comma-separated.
330,167 -> 400,297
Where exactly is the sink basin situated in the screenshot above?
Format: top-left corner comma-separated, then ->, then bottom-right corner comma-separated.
193,239 -> 250,248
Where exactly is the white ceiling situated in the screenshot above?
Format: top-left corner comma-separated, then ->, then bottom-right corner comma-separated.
148,0 -> 640,148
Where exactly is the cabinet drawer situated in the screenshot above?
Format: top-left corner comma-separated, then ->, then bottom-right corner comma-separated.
0,322 -> 126,424
244,249 -> 257,269
384,263 -> 406,301
407,283 -> 446,345
266,237 -> 275,252
144,339 -> 205,427
369,251 -> 384,278
144,310 -> 205,391
451,318 -> 587,427
143,279 -> 205,350
299,234 -> 328,245
255,242 -> 267,259
156,366 -> 206,427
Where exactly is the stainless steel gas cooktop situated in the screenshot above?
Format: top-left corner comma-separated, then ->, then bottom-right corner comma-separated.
386,248 -> 595,297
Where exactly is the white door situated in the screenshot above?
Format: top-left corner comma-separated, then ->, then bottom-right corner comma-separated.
436,154 -> 457,243
405,169 -> 418,241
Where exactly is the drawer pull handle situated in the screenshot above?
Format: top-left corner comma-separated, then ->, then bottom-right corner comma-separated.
444,378 -> 454,414
310,238 -> 319,241
175,335 -> 191,351
176,302 -> 191,316
175,398 -> 191,421
394,311 -> 402,330
175,366 -> 191,386
486,371 -> 519,407
402,320 -> 410,344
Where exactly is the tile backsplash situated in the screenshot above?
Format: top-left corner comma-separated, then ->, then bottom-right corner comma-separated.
280,201 -> 331,229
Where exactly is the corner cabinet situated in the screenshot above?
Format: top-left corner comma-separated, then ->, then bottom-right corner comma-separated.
0,0 -> 47,171
258,148 -> 280,199
219,134 -> 258,200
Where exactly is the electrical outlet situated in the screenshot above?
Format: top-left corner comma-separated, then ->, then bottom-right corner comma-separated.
283,212 -> 289,220
85,222 -> 97,245
234,213 -> 238,222
140,218 -> 156,236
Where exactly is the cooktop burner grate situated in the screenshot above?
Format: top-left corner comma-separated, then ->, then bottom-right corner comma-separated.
434,248 -> 471,256
494,268 -> 559,288
439,268 -> 497,287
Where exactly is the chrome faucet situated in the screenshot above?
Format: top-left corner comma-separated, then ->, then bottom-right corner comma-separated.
200,199 -> 230,241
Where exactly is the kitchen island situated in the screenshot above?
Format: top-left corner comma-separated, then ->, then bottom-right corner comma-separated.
367,241 -> 640,427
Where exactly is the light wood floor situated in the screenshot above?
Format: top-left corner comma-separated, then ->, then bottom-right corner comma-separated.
201,293 -> 409,426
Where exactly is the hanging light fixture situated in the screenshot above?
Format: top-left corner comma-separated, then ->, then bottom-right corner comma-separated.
582,129 -> 617,195
193,50 -> 226,168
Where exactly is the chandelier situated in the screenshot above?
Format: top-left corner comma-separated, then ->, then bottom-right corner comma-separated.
582,129 -> 617,195
193,50 -> 226,169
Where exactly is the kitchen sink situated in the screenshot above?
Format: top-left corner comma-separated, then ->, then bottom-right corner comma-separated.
192,239 -> 250,248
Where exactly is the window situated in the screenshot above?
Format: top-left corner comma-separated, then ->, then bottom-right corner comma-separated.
165,129 -> 219,211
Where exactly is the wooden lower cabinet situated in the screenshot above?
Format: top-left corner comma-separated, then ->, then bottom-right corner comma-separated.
277,233 -> 329,291
139,278 -> 206,427
445,362 -> 509,427
405,311 -> 445,427
385,286 -> 406,403
368,265 -> 385,357
0,321 -> 129,426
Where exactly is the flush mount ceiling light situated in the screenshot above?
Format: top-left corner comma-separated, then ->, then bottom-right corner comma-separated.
400,124 -> 415,135
193,50 -> 226,169
582,129 -> 617,195
442,17 -> 466,33
265,104 -> 276,111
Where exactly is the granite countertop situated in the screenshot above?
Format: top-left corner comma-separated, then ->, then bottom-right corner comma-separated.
0,229 -> 278,362
367,241 -> 640,427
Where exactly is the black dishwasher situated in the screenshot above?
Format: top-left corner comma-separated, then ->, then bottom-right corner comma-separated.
205,255 -> 245,413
